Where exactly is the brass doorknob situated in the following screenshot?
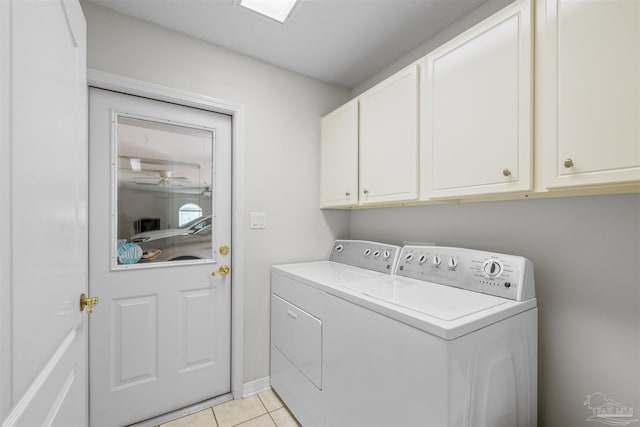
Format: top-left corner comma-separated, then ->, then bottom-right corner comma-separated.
80,293 -> 99,313
211,265 -> 230,276
219,245 -> 230,255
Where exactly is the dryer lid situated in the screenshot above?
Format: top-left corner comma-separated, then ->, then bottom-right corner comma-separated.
274,261 -> 385,285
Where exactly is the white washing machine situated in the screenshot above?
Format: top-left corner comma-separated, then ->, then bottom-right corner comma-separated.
271,242 -> 537,427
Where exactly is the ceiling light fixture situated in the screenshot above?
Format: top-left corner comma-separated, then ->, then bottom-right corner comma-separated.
235,0 -> 299,24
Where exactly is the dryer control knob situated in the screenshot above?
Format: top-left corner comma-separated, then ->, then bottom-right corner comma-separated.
418,254 -> 428,264
364,248 -> 372,257
373,250 -> 381,258
404,253 -> 413,262
383,250 -> 391,259
448,257 -> 458,269
432,255 -> 442,266
335,244 -> 344,253
482,259 -> 503,277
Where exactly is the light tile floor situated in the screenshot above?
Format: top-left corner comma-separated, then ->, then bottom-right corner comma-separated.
159,389 -> 300,427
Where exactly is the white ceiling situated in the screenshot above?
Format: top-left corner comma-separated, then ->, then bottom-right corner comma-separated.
85,0 -> 487,88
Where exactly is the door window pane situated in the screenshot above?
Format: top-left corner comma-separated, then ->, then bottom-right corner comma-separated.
114,115 -> 214,267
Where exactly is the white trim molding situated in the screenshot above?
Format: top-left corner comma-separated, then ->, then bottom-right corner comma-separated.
86,68 -> 246,400
241,377 -> 271,398
0,3 -> 13,420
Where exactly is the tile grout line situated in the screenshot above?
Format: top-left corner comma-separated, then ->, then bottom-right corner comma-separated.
267,410 -> 277,427
210,407 -> 219,427
229,395 -> 269,427
161,392 -> 291,427
258,390 -> 290,426
256,393 -> 268,411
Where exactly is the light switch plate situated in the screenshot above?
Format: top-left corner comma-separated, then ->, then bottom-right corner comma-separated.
250,212 -> 266,229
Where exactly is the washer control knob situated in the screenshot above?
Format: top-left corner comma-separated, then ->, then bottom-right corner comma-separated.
383,250 -> 391,259
373,250 -> 381,258
432,255 -> 442,267
404,253 -> 414,262
364,248 -> 372,257
335,244 -> 344,253
418,254 -> 428,264
447,257 -> 458,269
482,259 -> 503,277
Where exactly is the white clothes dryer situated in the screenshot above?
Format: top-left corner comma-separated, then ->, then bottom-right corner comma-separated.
270,240 -> 401,426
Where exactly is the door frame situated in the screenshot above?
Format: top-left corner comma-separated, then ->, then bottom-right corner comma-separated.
86,69 -> 245,401
0,2 -> 12,420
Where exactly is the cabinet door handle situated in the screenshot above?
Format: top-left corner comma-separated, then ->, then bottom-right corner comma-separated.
564,158 -> 574,168
345,192 -> 351,197
363,189 -> 369,195
287,310 -> 298,319
502,168 -> 511,177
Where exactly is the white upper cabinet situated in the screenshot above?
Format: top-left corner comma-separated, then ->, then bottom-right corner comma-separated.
359,64 -> 419,204
320,99 -> 359,207
420,0 -> 533,199
540,0 -> 640,188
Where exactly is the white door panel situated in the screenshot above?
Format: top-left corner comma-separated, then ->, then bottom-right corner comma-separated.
89,88 -> 232,426
1,1 -> 88,426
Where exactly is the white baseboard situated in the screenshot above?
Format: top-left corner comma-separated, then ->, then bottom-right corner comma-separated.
242,376 -> 271,398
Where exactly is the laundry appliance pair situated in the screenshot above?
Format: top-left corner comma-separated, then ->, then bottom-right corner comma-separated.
271,240 -> 537,427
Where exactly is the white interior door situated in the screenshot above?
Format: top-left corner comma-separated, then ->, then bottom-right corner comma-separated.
0,1 -> 88,426
88,88 -> 232,426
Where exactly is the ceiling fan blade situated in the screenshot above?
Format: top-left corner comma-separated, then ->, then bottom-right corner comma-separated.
119,156 -> 201,170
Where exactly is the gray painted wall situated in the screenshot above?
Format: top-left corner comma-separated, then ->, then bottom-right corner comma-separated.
81,1 -> 351,383
349,193 -> 640,426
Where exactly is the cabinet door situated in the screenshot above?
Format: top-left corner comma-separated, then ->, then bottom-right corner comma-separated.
359,64 -> 418,204
420,0 -> 532,199
320,100 -> 358,207
541,0 -> 640,188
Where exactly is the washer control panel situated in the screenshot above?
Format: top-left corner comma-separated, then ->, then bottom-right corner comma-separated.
329,240 -> 400,273
397,246 -> 535,301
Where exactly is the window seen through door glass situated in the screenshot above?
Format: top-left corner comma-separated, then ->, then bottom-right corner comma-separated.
179,203 -> 203,226
115,115 -> 214,266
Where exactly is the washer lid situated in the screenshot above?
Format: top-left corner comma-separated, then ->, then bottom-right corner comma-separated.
344,278 -> 508,321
